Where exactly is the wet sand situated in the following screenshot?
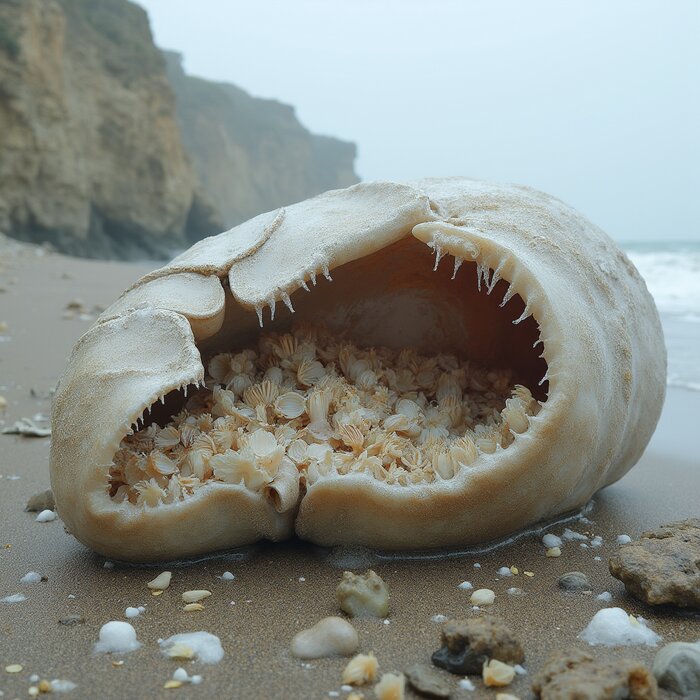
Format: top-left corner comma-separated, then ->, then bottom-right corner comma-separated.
1,243 -> 698,699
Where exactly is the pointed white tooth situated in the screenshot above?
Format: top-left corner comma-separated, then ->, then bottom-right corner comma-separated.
310,270 -> 317,286
255,305 -> 264,327
281,291 -> 295,313
270,297 -> 276,322
513,303 -> 532,325
183,385 -> 188,398
500,283 -> 516,307
451,257 -> 464,279
486,262 -> 504,295
300,279 -> 310,292
322,264 -> 332,281
538,372 -> 550,386
476,261 -> 488,291
432,244 -> 445,271
159,395 -> 165,405
532,338 -> 544,349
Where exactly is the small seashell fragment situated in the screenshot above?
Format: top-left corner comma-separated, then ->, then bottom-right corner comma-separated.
182,590 -> 211,603
147,571 -> 172,590
470,589 -> 495,606
35,509 -> 57,522
5,664 -> 23,673
183,603 -> 205,612
496,694 -> 520,700
375,672 -> 406,700
274,391 -> 306,419
483,659 -> 516,687
342,653 -> 379,686
164,680 -> 183,689
291,617 -> 359,659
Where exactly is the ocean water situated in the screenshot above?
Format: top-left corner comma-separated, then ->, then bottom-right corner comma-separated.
623,241 -> 700,393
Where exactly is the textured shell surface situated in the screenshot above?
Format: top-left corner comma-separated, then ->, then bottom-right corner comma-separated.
50,178 -> 666,562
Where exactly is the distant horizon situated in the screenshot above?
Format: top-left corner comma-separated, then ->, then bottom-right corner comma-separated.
139,0 -> 699,244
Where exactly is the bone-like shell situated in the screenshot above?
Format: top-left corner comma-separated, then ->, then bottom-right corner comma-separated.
49,179 -> 665,562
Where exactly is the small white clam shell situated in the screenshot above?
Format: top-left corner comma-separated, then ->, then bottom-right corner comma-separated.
274,391 -> 306,419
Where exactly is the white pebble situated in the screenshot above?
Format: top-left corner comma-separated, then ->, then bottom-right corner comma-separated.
20,572 -> 42,583
1,593 -> 27,603
93,621 -> 141,654
580,543 -> 589,548
172,668 -> 189,682
341,685 -> 353,692
383,619 -> 390,625
218,571 -> 235,581
617,534 -> 632,544
182,589 -> 211,603
473,563 -> 481,568
457,581 -> 473,590
35,509 -> 57,522
497,567 -> 513,577
50,679 -> 77,693
291,617 -> 359,659
470,589 -> 495,605
190,675 -> 202,685
562,528 -> 588,541
328,693 -> 340,698
514,664 -> 527,675
29,674 -> 39,683
124,607 -> 141,619
432,614 -> 447,623
590,535 -> 603,548
159,632 -> 224,664
147,571 -> 172,590
458,678 -> 476,691
542,533 -> 562,548
298,576 -> 306,582
597,592 -> 613,602
579,608 -> 661,647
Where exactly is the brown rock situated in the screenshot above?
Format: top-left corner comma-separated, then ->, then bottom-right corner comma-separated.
431,616 -> 524,676
405,664 -> 451,698
25,489 -> 55,512
532,649 -> 657,700
608,518 -> 700,608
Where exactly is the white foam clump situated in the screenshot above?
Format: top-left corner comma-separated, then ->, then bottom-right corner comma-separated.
579,608 -> 661,647
35,509 -> 57,522
218,571 -> 235,581
542,533 -> 562,548
20,572 -> 42,583
159,632 -> 224,664
562,528 -> 588,541
457,581 -> 473,590
432,614 -> 448,623
458,678 -> 476,691
1,593 -> 27,603
497,567 -> 513,577
596,592 -> 612,602
93,621 -> 141,654
590,535 -> 603,548
125,606 -> 145,618
50,679 -> 78,693
617,534 -> 632,544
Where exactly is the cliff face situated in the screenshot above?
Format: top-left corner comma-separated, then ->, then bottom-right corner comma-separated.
0,0 -> 219,259
163,52 -> 359,229
0,0 -> 358,259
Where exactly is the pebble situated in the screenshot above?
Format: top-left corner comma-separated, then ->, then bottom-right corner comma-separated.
24,489 -> 55,512
469,589 -> 495,605
181,589 -> 211,603
457,581 -> 473,590
473,563 -> 481,568
652,641 -> 700,698
483,659 -> 516,687
125,606 -> 145,618
596,592 -> 612,602
590,536 -> 603,548
497,567 -> 513,577
219,571 -> 235,581
542,534 -> 562,548
5,664 -> 23,673
93,621 -> 141,654
546,547 -> 561,558
405,663 -> 451,698
59,614 -> 85,626
173,668 -> 189,682
50,680 -> 78,693
496,694 -> 520,700
336,570 -> 389,618
20,571 -> 44,583
431,617 -> 524,675
291,617 -> 359,659
147,571 -> 172,590
35,509 -> 57,522
617,534 -> 632,544
558,571 -> 592,592
458,678 -> 475,691
579,607 -> 661,647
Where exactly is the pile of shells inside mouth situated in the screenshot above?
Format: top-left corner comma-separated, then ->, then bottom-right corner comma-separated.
108,325 -> 543,507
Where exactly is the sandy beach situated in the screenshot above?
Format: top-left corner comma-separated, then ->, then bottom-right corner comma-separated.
1,243 -> 698,699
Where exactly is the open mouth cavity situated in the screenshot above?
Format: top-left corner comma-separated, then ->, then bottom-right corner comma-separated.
107,235 -> 549,511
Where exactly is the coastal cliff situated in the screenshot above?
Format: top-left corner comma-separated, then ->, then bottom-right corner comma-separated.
0,0 -> 358,259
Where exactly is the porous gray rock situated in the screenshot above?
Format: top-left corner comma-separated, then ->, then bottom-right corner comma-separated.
532,649 -> 657,700
431,616 -> 524,676
609,519 -> 700,608
405,664 -> 451,698
558,571 -> 592,592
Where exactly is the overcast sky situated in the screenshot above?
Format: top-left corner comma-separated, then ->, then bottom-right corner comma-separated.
139,0 -> 699,242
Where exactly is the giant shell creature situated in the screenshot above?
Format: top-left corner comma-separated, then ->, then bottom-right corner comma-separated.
50,179 -> 666,562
